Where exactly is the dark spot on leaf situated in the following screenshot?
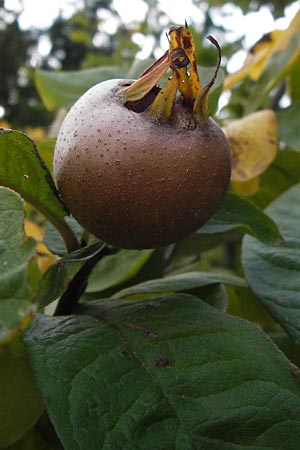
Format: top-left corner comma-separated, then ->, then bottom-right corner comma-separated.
155,357 -> 170,367
121,348 -> 131,356
127,322 -> 158,338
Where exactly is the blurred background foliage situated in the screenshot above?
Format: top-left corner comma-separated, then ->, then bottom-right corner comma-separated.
0,0 -> 297,129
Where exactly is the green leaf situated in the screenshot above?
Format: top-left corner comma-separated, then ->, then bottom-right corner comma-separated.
199,191 -> 282,244
114,271 -> 246,300
0,129 -> 78,252
35,66 -> 126,111
277,102 -> 300,151
0,187 -> 38,344
242,184 -> 300,345
37,138 -> 56,174
44,217 -> 83,256
203,283 -> 228,311
227,286 -> 277,329
250,149 -> 300,209
86,249 -> 153,294
37,242 -> 104,307
270,331 -> 300,368
24,295 -> 300,450
0,187 -> 36,302
0,351 -> 44,448
36,263 -> 70,308
5,427 -> 59,450
288,58 -> 300,101
0,300 -> 36,344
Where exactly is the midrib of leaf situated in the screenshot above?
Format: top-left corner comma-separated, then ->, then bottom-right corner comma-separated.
66,314 -> 198,450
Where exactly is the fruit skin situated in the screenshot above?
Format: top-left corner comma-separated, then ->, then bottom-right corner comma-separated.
54,79 -> 231,249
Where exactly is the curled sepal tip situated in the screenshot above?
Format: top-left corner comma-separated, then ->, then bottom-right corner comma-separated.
193,35 -> 222,124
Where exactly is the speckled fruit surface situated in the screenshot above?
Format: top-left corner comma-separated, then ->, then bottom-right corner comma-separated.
54,79 -> 231,249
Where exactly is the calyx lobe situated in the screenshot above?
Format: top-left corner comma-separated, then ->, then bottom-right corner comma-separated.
123,24 -> 222,125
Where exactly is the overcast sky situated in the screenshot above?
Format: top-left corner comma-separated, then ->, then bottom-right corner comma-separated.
5,0 -> 297,74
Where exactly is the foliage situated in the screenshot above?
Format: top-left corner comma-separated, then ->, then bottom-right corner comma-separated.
1,2 -> 300,450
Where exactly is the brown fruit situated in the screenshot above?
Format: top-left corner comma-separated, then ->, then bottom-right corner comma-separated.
54,27 -> 231,249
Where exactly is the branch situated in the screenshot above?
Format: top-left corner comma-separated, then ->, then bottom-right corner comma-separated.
54,246 -> 118,316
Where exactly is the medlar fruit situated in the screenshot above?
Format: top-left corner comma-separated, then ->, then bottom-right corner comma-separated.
54,26 -> 231,249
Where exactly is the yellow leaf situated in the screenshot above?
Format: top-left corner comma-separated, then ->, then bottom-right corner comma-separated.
246,30 -> 283,81
232,177 -> 260,197
223,109 -> 277,182
224,11 -> 300,90
24,219 -> 44,240
0,120 -> 10,129
24,219 -> 56,273
25,126 -> 46,143
36,242 -> 56,274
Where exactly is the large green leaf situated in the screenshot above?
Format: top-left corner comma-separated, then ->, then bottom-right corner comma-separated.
114,271 -> 246,299
0,352 -> 44,448
24,295 -> 300,450
0,187 -> 36,302
86,249 -> 153,294
0,130 -> 78,252
0,187 -> 37,344
242,184 -> 300,345
35,66 -> 126,111
199,191 -> 282,244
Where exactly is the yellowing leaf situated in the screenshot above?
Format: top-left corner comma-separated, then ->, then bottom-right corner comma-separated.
232,177 -> 261,197
223,110 -> 277,182
0,120 -> 10,128
24,219 -> 44,240
224,11 -> 300,90
25,127 -> 46,143
246,30 -> 283,81
24,219 -> 56,274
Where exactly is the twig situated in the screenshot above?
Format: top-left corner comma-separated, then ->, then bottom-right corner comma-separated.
269,81 -> 286,111
54,246 -> 118,316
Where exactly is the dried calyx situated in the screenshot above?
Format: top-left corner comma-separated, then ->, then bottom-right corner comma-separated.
121,23 -> 221,127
